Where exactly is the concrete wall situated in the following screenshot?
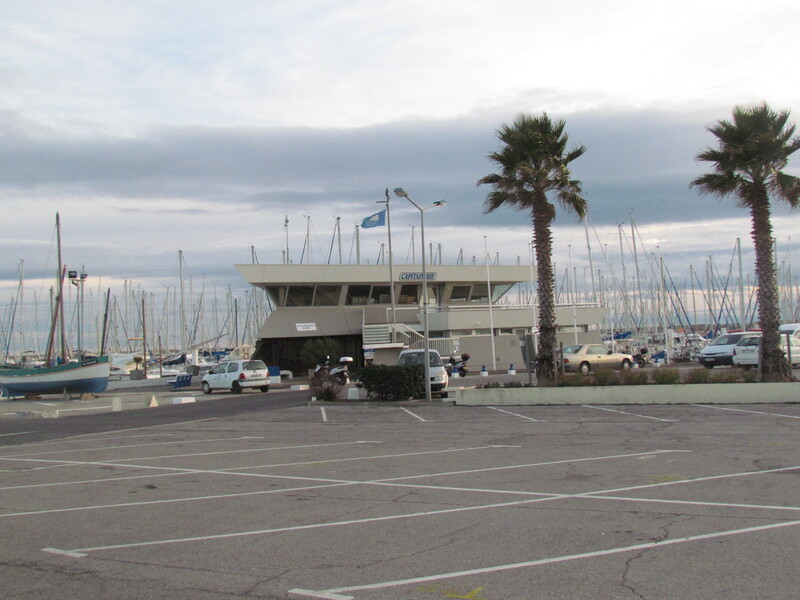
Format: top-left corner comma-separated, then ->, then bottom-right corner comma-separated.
451,382 -> 800,405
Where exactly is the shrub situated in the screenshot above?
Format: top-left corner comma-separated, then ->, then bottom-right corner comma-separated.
356,364 -> 423,401
709,369 -> 744,384
683,368 -> 710,384
651,368 -> 681,385
558,373 -> 591,387
619,369 -> 650,385
300,338 -> 343,370
739,368 -> 758,383
310,378 -> 342,401
592,370 -> 620,386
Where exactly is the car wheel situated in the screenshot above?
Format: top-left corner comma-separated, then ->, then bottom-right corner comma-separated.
440,391 -> 448,399
621,359 -> 632,370
579,362 -> 591,375
202,381 -> 212,394
260,385 -> 270,392
232,381 -> 243,394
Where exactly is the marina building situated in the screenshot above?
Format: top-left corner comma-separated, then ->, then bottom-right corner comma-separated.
236,263 -> 608,376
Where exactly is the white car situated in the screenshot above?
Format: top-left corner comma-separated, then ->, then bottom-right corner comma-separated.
397,349 -> 449,397
697,332 -> 761,368
732,334 -> 800,369
201,360 -> 270,394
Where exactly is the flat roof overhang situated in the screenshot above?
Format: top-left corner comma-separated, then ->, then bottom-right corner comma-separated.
236,263 -> 534,286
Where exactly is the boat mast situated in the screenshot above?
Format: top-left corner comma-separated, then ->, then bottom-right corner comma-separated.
57,213 -> 67,363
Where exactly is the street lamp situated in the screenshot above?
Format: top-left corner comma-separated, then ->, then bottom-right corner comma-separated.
393,187 -> 446,402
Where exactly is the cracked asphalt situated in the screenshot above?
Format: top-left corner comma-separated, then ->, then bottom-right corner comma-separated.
1,398 -> 799,599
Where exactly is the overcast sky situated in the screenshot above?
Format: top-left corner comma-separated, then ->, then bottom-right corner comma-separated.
2,0 -> 800,300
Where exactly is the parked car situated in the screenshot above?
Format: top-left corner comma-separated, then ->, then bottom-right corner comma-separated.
397,349 -> 449,397
201,359 -> 270,394
732,333 -> 800,369
561,344 -> 633,375
697,332 -> 760,368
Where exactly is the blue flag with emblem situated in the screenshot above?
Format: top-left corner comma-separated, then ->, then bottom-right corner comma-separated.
361,209 -> 386,228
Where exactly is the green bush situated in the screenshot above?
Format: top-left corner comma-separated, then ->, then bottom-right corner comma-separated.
651,367 -> 681,385
591,370 -> 620,386
619,369 -> 650,385
739,368 -> 758,383
300,338 -> 343,369
558,373 -> 591,387
683,368 -> 710,384
710,369 -> 744,384
356,364 -> 424,401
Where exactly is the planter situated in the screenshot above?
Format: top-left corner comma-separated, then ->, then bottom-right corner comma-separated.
129,370 -> 146,381
451,382 -> 799,406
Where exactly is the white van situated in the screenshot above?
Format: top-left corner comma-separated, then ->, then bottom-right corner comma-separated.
697,332 -> 761,368
397,349 -> 449,397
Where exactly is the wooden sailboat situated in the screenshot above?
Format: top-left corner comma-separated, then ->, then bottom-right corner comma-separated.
0,214 -> 110,398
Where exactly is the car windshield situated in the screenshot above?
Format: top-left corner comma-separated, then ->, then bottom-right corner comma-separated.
737,337 -> 760,347
710,334 -> 743,345
562,346 -> 582,355
399,352 -> 443,367
243,360 -> 266,370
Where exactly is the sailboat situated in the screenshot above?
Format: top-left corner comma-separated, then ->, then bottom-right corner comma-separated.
0,214 -> 110,398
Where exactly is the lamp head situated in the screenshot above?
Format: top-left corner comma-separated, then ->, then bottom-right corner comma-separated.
433,200 -> 446,207
393,187 -> 408,198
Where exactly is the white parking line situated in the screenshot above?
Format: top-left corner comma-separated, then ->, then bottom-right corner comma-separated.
399,407 -> 428,422
0,431 -> 37,438
4,436 -> 266,458
36,450 -> 690,556
582,404 -> 678,422
695,404 -> 800,419
320,407 -> 328,422
488,407 -> 543,422
289,519 -> 800,599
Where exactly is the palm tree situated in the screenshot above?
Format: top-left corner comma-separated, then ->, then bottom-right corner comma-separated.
691,102 -> 800,382
478,113 -> 587,386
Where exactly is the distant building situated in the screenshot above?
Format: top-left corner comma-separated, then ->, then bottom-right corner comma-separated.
236,263 -> 608,376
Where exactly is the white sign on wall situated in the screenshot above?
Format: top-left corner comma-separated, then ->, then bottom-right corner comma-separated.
296,323 -> 317,332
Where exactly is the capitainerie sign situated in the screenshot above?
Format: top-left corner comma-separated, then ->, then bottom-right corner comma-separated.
398,272 -> 437,281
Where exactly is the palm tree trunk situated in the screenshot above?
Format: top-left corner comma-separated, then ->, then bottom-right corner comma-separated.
533,201 -> 557,386
750,195 -> 792,381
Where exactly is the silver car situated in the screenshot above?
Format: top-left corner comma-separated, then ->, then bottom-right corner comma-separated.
561,344 -> 634,375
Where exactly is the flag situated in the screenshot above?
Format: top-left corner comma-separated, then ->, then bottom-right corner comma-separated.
361,209 -> 386,228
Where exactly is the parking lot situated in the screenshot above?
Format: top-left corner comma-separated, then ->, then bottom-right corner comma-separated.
2,399 -> 800,599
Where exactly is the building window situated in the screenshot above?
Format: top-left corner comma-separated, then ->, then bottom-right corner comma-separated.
398,284 -> 420,304
370,285 -> 391,304
286,286 -> 314,307
470,284 -> 489,303
450,285 -> 471,302
313,285 -> 341,306
346,284 -> 371,305
264,286 -> 283,306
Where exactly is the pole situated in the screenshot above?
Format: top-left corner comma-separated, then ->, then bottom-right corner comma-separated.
420,209 -> 431,401
484,236 -> 497,371
142,296 -> 148,378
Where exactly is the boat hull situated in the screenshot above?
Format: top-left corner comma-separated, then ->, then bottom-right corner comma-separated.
0,357 -> 110,397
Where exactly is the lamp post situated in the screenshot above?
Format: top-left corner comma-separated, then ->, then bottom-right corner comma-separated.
393,187 -> 446,402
